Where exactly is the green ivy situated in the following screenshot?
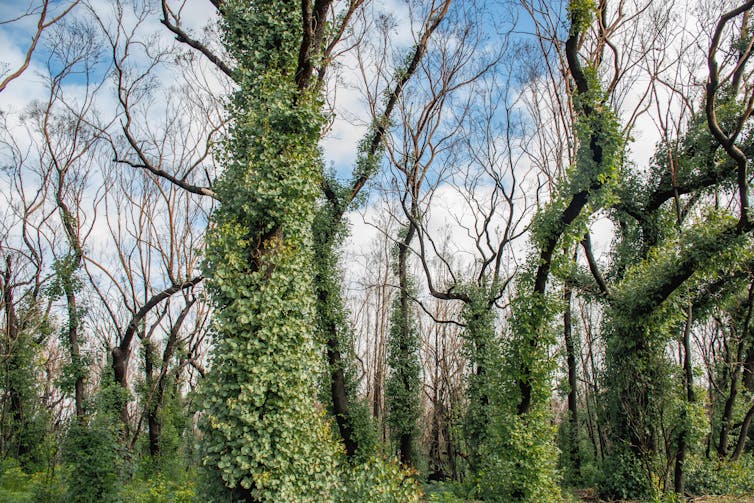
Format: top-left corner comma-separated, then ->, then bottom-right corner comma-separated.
385,225 -> 421,465
200,2 -> 422,500
199,1 -> 341,500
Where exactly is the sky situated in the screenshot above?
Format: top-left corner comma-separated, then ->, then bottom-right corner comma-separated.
0,0 -> 703,297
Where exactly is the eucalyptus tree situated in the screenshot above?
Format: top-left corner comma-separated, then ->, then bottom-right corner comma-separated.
196,0 -> 430,499
313,0 -> 452,460
521,0 -> 754,497
10,16 -> 111,421
0,181 -> 56,467
379,10 -> 548,494
67,0 -> 224,451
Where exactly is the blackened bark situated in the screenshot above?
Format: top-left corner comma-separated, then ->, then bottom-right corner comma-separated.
731,400 -> 754,460
395,222 -> 416,466
313,217 -> 358,458
112,277 -> 202,431
325,336 -> 357,457
564,285 -> 580,474
720,288 -> 753,457
718,336 -> 745,457
675,306 -> 694,495
1,257 -> 30,458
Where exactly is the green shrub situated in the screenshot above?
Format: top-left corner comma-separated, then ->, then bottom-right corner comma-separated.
598,448 -> 656,500
685,454 -> 754,496
424,481 -> 467,502
0,460 -> 33,503
62,375 -> 130,502
471,412 -> 563,502
118,473 -> 195,503
0,459 -> 65,503
337,456 -> 422,503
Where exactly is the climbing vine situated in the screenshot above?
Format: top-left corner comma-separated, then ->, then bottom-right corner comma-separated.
198,1 -> 341,499
385,224 -> 421,466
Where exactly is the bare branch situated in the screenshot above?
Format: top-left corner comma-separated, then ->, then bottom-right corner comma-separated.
0,0 -> 79,93
160,0 -> 234,80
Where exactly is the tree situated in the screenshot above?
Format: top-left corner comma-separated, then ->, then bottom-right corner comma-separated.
198,0 -> 355,499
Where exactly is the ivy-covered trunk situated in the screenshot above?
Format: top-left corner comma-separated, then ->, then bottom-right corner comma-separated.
55,177 -> 86,420
460,294 -> 495,473
674,306 -> 694,495
386,224 -> 420,467
563,283 -> 581,477
1,257 -> 32,461
312,209 -> 365,459
199,1 -> 339,500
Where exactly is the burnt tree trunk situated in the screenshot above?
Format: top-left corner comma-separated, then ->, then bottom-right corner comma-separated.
564,284 -> 580,475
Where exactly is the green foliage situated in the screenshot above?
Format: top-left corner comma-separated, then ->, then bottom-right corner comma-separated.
201,0 -> 429,495
495,28 -> 626,491
456,282 -> 563,501
598,447 -> 656,500
336,456 -> 422,503
118,472 -> 195,503
424,481 -> 468,502
567,0 -> 596,35
600,210 -> 754,497
47,253 -> 90,409
458,289 -> 498,466
481,286 -> 561,501
134,385 -> 195,478
0,306 -> 55,469
62,374 -> 130,502
473,411 -> 562,502
685,455 -> 754,496
384,303 -> 421,456
385,226 -> 421,464
0,459 -> 65,503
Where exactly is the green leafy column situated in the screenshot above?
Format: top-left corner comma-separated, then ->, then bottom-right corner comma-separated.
313,204 -> 376,461
474,272 -> 562,502
199,1 -> 339,500
458,288 -> 497,473
385,224 -> 421,467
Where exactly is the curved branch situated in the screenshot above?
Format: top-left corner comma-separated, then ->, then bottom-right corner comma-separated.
114,157 -> 217,199
119,276 -> 203,353
705,0 -> 754,227
160,0 -> 234,80
582,233 -> 609,296
0,0 -> 79,93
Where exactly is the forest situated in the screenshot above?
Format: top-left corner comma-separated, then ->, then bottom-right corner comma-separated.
2,0 -> 754,501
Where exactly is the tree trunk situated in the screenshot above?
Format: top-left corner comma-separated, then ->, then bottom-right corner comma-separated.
144,339 -> 161,457
313,218 -> 358,457
112,346 -> 131,429
675,306 -> 694,495
393,223 -> 417,466
64,281 -> 85,419
719,334 -> 746,457
731,400 -> 754,461
564,284 -> 580,475
1,257 -> 30,459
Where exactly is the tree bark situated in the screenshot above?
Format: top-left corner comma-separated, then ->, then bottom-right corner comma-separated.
564,284 -> 580,474
675,306 -> 695,495
395,222 -> 417,466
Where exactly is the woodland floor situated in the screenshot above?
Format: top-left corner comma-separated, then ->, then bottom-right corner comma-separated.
573,489 -> 754,502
